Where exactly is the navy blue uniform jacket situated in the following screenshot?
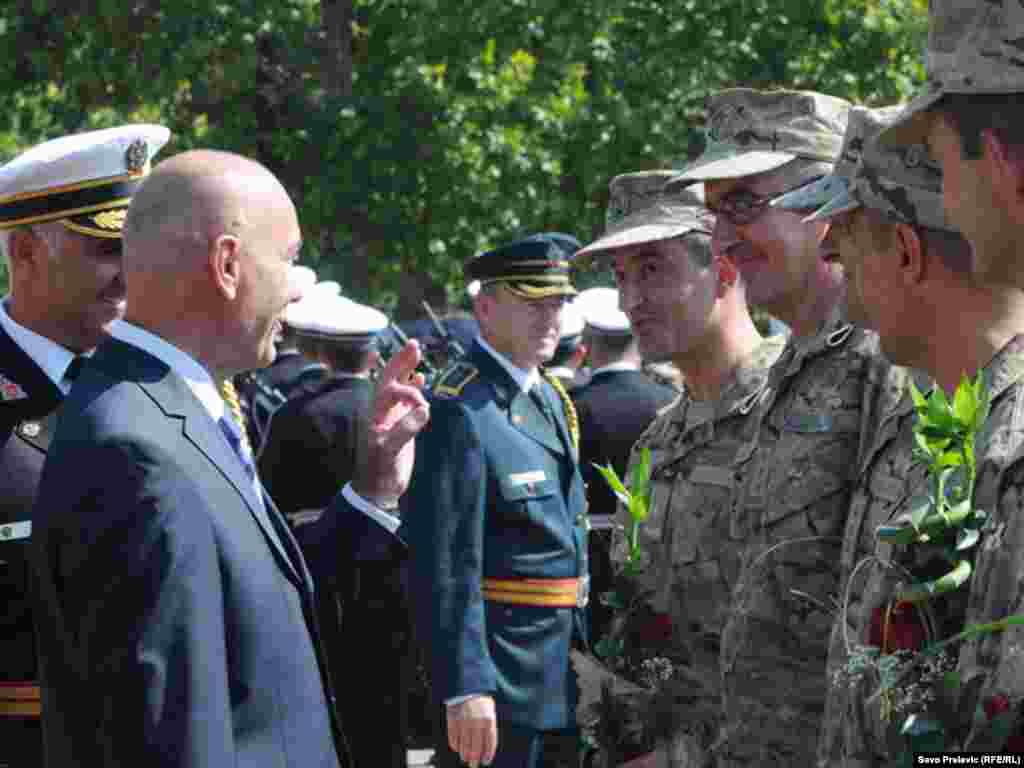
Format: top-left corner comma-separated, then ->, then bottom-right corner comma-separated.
403,340 -> 588,732
30,338 -> 391,768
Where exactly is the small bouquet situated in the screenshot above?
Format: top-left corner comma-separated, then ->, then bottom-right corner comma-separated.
573,449 -> 713,767
837,373 -> 1024,763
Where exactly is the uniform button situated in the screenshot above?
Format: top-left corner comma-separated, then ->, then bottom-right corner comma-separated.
20,422 -> 40,438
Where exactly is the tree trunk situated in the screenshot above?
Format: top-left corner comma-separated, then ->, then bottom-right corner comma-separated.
319,0 -> 370,295
322,0 -> 354,100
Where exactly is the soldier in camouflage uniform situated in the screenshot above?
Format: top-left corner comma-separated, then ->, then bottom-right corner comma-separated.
664,89 -> 912,766
877,0 -> 1024,746
877,0 -> 1024,293
573,171 -> 786,766
775,102 -> 1024,763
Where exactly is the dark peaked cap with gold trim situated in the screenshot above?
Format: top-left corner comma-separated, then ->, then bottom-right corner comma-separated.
0,124 -> 170,238
465,232 -> 579,300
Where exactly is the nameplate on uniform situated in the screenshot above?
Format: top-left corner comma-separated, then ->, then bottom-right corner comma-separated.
0,520 -> 31,542
508,470 -> 546,487
433,363 -> 479,398
688,464 -> 734,488
784,411 -> 833,433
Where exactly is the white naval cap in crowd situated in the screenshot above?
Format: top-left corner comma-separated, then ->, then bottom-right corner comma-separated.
559,297 -> 585,342
306,280 -> 342,298
290,265 -> 318,294
0,124 -> 171,238
285,291 -> 388,349
574,287 -> 631,336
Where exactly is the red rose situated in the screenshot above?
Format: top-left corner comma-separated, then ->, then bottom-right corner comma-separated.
1006,734 -> 1024,752
867,601 -> 927,654
634,612 -> 673,646
985,694 -> 1012,721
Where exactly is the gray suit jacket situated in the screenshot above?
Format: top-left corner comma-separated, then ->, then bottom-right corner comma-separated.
31,338 -> 387,767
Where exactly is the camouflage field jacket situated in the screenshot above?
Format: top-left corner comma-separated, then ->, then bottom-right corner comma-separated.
717,317 -> 907,768
612,335 -> 786,762
819,334 -> 1024,765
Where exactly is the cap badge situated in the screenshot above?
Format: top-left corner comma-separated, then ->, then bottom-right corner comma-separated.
124,138 -> 149,174
0,374 -> 27,401
93,208 -> 127,231
706,104 -> 746,143
19,421 -> 40,438
606,202 -> 627,228
842,137 -> 864,165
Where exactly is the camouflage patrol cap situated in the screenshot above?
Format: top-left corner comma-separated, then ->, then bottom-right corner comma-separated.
573,170 -> 711,263
771,105 -> 902,219
881,0 -> 1024,147
666,89 -> 852,189
775,105 -> 954,232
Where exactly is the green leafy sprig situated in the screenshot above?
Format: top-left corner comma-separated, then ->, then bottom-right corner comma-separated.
876,373 -> 990,602
594,446 -> 652,580
848,371 -> 1024,759
583,447 -> 700,762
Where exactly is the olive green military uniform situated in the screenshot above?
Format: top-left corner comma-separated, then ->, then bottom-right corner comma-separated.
817,380 -> 928,767
821,339 -> 1024,765
774,92 -> 1001,764
663,88 -> 877,766
717,314 -> 903,767
954,338 -> 1024,727
615,335 -> 786,763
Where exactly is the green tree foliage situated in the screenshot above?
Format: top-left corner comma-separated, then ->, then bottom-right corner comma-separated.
0,0 -> 927,311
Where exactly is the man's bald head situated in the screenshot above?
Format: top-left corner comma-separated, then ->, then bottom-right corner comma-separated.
122,150 -> 291,271
120,149 -> 304,377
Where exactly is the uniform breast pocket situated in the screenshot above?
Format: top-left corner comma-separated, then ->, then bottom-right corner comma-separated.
756,408 -> 860,529
498,473 -> 559,522
669,464 -> 736,566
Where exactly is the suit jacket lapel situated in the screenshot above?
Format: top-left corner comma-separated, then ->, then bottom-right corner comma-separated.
101,339 -> 305,590
261,484 -> 316,595
181,409 -> 304,589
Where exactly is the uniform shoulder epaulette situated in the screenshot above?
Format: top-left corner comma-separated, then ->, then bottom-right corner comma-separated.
433,361 -> 479,398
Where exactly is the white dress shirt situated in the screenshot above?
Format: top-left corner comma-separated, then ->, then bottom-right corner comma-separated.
0,298 -> 80,394
476,335 -> 539,393
112,321 -> 400,533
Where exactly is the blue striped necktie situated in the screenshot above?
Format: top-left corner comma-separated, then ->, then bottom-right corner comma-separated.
218,415 -> 260,491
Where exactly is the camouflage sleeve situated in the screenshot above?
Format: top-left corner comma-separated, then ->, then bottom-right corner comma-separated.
958,448 -> 1024,719
817,363 -> 931,767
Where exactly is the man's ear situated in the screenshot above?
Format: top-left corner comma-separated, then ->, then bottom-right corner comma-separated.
982,128 -> 1024,207
716,255 -> 738,297
6,228 -> 46,277
571,342 -> 589,369
209,235 -> 242,300
894,223 -> 925,287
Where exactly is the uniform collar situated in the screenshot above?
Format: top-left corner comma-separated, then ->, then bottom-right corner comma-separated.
674,334 -> 788,429
111,320 -> 224,421
0,297 -> 81,394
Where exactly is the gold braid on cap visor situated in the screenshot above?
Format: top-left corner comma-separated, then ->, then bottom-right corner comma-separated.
0,171 -> 144,230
